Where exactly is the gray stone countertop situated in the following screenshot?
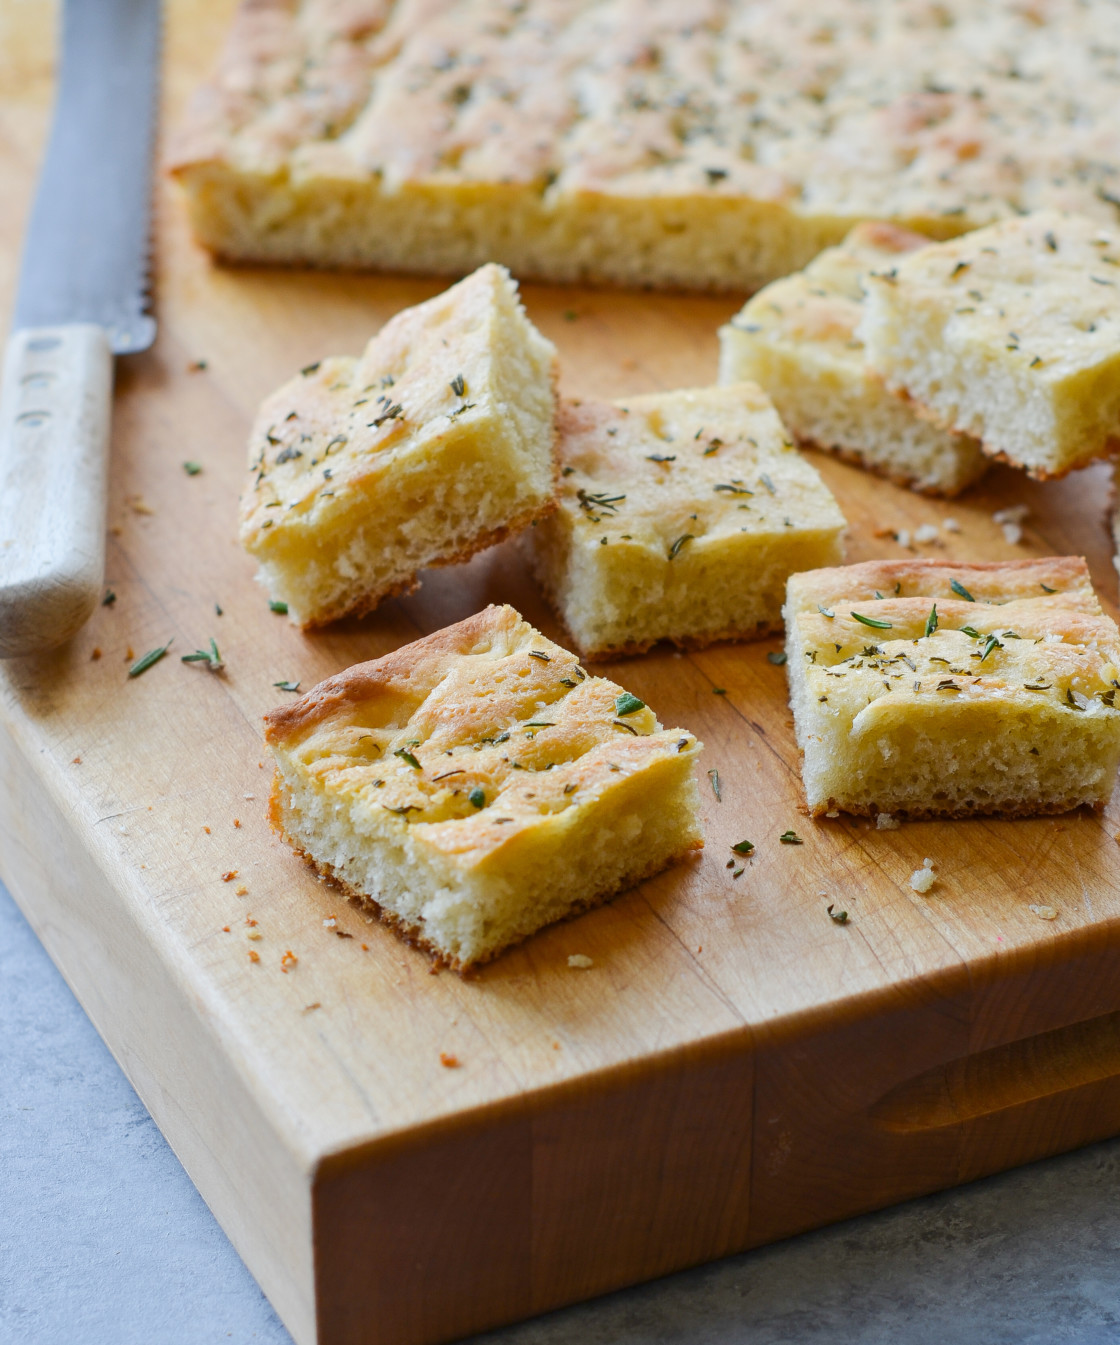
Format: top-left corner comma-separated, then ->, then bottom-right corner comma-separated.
4,878 -> 1120,1345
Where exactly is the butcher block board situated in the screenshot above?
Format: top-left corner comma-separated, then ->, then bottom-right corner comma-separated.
7,5 -> 1120,1344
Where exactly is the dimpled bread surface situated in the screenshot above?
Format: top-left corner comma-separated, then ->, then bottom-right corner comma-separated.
785,557 -> 1120,820
859,211 -> 1120,478
719,221 -> 987,497
264,604 -> 704,971
239,264 -> 557,627
528,384 -> 847,659
171,0 -> 1120,292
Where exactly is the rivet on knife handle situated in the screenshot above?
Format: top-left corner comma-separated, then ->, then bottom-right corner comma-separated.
0,324 -> 112,657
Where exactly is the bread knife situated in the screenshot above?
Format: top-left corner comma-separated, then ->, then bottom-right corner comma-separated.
0,0 -> 160,657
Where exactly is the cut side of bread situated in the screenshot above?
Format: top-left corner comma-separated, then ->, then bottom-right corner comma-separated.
529,385 -> 847,659
859,211 -> 1120,479
719,221 -> 988,497
239,264 -> 557,627
264,604 -> 704,971
169,1 -> 1120,291
785,557 -> 1120,819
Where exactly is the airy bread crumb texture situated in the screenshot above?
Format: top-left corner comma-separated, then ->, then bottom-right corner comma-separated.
528,384 -> 847,658
264,604 -> 704,971
859,211 -> 1120,478
785,557 -> 1120,819
170,1 -> 1120,291
719,221 -> 988,497
239,264 -> 557,627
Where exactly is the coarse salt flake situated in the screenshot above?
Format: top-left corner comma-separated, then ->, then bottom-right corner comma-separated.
567,954 -> 594,969
876,812 -> 901,830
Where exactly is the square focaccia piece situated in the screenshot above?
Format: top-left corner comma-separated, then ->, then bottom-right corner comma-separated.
859,211 -> 1120,478
785,557 -> 1120,819
264,605 -> 704,971
240,264 -> 557,627
528,384 -> 847,658
719,222 -> 987,497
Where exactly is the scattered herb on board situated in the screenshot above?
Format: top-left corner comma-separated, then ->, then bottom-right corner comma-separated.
129,641 -> 171,678
103,590 -> 116,607
950,578 -> 975,601
708,769 -> 722,802
468,787 -> 486,808
182,460 -> 202,476
668,533 -> 694,560
731,839 -> 754,855
269,600 -> 288,615
851,611 -> 893,629
300,361 -> 321,376
615,692 -> 645,716
779,829 -> 803,844
273,680 -> 301,692
712,687 -> 727,695
394,748 -> 422,769
181,638 -> 224,672
767,651 -> 787,666
924,604 -> 938,637
827,903 -> 849,924
450,373 -> 466,397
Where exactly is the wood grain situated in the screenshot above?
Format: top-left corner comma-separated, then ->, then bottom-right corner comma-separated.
5,4 -> 1120,1343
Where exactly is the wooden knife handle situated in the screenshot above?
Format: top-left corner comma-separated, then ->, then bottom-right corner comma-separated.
0,324 -> 112,657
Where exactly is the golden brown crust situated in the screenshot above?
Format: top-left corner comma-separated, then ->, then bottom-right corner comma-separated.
268,770 -> 702,974
789,555 -> 1094,609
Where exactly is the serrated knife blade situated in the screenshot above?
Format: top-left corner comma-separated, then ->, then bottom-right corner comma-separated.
0,0 -> 160,657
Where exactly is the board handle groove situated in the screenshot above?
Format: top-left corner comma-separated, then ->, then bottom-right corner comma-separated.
871,1009 -> 1120,1132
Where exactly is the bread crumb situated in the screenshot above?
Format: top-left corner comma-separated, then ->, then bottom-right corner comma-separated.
221,925 -> 230,933
439,1052 -> 461,1068
568,953 -> 594,969
281,950 -> 298,972
71,756 -> 81,765
909,858 -> 936,893
90,648 -> 101,661
125,494 -> 154,516
221,870 -> 238,882
203,825 -> 211,834
234,818 -> 241,828
1029,903 -> 1058,920
248,950 -> 260,963
247,931 -> 262,941
302,1001 -> 320,1011
876,812 -> 901,830
235,884 -> 248,896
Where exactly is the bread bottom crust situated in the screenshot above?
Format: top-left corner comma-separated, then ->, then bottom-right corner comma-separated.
810,795 -> 1106,821
268,775 -> 702,974
797,434 -> 981,499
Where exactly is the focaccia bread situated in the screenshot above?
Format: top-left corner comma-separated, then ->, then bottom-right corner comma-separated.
239,264 -> 557,626
169,0 -> 1120,292
785,557 -> 1120,819
859,211 -> 1120,478
264,605 -> 704,971
528,384 -> 847,658
718,222 -> 988,496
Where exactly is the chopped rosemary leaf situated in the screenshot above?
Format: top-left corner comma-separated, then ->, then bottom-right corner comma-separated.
528,650 -> 551,662
767,651 -> 787,666
468,787 -> 485,808
827,904 -> 849,925
779,829 -> 803,844
394,748 -> 422,768
1024,682 -> 1051,691
950,578 -> 975,601
613,719 -> 639,734
300,361 -> 320,376
1040,583 -> 1058,593
959,625 -> 982,638
559,677 -> 576,687
370,403 -> 403,427
708,769 -> 721,802
668,533 -> 694,560
269,600 -> 288,615
851,611 -> 893,629
712,687 -> 727,695
818,604 -> 835,619
182,638 -> 224,672
1066,688 -> 1089,711
615,692 -> 645,715
647,454 -> 676,464
731,839 -> 754,855
273,680 -> 301,692
383,804 -> 420,815
128,641 -> 171,678
450,373 -> 466,397
713,482 -> 753,496
979,633 -> 1003,661
524,722 -> 554,729
577,488 -> 625,517
102,590 -> 116,607
182,460 -> 202,476
758,473 -> 777,494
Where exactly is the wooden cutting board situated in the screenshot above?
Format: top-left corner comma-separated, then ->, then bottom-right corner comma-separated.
6,5 -> 1120,1344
